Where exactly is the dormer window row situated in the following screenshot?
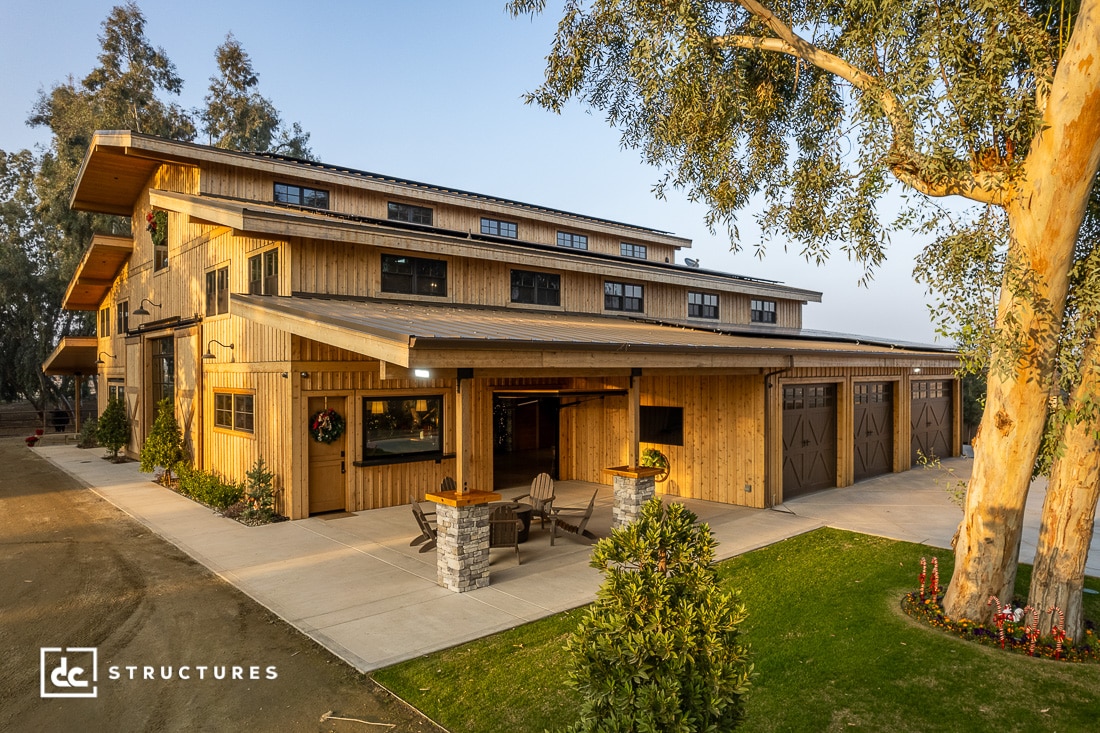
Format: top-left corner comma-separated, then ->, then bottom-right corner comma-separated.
274,182 -> 330,209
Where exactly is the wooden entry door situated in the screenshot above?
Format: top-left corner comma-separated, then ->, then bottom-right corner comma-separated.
782,384 -> 838,499
853,382 -> 894,481
308,396 -> 347,514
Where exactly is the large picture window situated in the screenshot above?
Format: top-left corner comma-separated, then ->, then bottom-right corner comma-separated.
641,406 -> 684,446
361,395 -> 444,464
381,254 -> 447,297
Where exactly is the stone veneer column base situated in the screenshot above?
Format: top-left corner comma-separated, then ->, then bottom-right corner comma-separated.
424,489 -> 500,593
604,466 -> 663,530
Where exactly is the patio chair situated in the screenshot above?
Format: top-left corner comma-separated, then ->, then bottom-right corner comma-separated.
515,472 -> 555,528
489,505 -> 522,565
550,489 -> 600,546
410,499 -> 437,553
440,476 -> 457,493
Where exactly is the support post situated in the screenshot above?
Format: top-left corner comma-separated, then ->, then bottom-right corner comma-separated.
425,489 -> 500,592
604,466 -> 662,529
626,372 -> 641,468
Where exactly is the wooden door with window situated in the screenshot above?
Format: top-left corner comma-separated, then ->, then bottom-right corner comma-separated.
308,396 -> 347,514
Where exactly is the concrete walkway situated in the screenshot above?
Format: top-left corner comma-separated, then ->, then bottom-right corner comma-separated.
32,445 -> 1099,672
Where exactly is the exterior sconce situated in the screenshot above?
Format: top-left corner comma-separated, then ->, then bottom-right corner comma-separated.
413,369 -> 430,378
202,339 -> 235,360
912,367 -> 922,374
132,297 -> 161,316
95,351 -> 115,365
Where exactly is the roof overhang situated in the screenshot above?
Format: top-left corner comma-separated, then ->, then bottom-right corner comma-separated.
42,337 -> 99,376
231,293 -> 958,373
62,234 -> 133,310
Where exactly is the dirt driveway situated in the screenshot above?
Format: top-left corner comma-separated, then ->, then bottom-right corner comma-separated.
0,438 -> 441,732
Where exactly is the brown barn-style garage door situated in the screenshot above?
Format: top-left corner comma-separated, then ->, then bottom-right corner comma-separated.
854,382 -> 894,481
783,384 -> 837,499
911,380 -> 952,465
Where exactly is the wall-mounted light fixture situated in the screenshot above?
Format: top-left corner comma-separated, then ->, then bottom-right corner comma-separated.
95,351 -> 115,365
202,339 -> 235,360
413,368 -> 431,379
132,297 -> 161,316
912,367 -> 922,374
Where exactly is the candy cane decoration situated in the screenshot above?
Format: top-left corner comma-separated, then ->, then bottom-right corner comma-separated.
1048,606 -> 1067,660
1023,606 -> 1040,656
988,596 -> 1011,649
931,557 -> 940,598
919,558 -> 927,600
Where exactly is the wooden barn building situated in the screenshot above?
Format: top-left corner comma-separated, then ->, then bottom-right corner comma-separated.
46,131 -> 959,520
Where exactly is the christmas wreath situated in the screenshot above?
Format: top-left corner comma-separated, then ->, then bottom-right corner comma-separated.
146,210 -> 168,247
309,408 -> 345,444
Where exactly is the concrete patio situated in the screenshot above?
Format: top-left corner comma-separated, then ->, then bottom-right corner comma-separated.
31,444 -> 1099,673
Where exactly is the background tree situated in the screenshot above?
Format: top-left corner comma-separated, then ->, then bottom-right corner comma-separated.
509,0 -> 1100,625
565,498 -> 752,732
202,33 -> 315,159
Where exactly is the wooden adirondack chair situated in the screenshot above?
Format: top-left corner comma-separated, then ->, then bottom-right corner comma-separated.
489,505 -> 522,564
515,472 -> 555,528
410,498 -> 437,553
550,489 -> 599,546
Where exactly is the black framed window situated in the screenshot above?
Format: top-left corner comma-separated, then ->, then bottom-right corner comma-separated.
510,269 -> 561,306
116,301 -> 129,334
641,406 -> 684,446
481,217 -> 517,238
248,249 -> 279,295
688,292 -> 719,319
388,201 -> 433,225
274,182 -> 330,209
620,243 -> 647,259
557,231 -> 588,250
381,254 -> 447,297
205,266 -> 229,316
751,299 -> 777,323
361,395 -> 444,463
98,306 -> 111,338
151,337 -> 174,409
107,379 -> 125,404
214,392 -> 254,433
605,281 -> 644,312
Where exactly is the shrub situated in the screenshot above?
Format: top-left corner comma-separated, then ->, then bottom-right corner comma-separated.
243,457 -> 276,521
565,498 -> 753,732
175,463 -> 243,510
78,415 -> 100,449
96,397 -> 130,459
140,398 -> 184,484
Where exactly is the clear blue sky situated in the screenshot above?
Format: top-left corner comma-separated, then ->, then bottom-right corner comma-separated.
0,0 -> 955,344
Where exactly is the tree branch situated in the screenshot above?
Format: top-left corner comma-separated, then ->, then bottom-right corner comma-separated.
712,0 -> 1005,205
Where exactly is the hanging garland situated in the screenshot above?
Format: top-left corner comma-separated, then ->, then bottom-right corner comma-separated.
309,408 -> 345,444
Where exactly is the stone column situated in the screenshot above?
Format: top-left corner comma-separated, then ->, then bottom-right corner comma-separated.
604,466 -> 663,529
425,489 -> 500,592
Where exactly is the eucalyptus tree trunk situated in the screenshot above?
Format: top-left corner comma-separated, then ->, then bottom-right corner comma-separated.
943,0 -> 1100,623
1028,333 -> 1100,640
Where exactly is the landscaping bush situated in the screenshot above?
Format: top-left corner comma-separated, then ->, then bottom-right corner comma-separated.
140,398 -> 184,483
96,397 -> 130,458
175,463 -> 243,510
564,498 -> 752,732
78,415 -> 100,449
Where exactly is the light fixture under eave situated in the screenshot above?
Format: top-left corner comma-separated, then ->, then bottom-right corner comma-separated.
413,368 -> 431,379
132,297 -> 161,316
203,339 -> 235,360
95,351 -> 115,366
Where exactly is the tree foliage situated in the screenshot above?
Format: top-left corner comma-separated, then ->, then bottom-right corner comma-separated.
201,33 -> 314,159
565,499 -> 752,732
96,396 -> 130,460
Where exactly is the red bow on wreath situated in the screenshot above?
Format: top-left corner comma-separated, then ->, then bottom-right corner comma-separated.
309,408 -> 345,444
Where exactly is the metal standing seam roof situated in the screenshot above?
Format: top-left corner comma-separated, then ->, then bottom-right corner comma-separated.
231,293 -> 955,358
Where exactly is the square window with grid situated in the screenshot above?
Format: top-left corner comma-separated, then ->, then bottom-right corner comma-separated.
214,392 -> 254,433
688,292 -> 719,319
605,281 -> 644,312
274,182 -> 330,209
381,254 -> 448,297
751,299 -> 777,323
557,231 -> 588,250
388,201 -> 433,225
620,242 -> 647,259
481,217 -> 517,239
510,269 -> 561,306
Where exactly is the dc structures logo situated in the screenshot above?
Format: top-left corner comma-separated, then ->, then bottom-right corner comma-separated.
40,647 -> 98,698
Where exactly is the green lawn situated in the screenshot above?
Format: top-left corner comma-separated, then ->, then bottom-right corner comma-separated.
374,529 -> 1100,732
